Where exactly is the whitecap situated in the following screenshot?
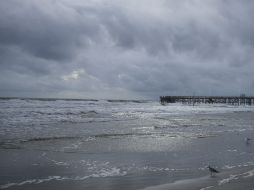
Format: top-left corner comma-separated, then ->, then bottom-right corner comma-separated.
0,167 -> 127,189
218,174 -> 239,185
200,186 -> 214,190
243,169 -> 254,178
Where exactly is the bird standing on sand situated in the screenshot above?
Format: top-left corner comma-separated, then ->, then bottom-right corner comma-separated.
207,165 -> 219,177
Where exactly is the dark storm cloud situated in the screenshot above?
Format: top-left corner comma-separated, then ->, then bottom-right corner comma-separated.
0,0 -> 254,99
0,0 -> 102,61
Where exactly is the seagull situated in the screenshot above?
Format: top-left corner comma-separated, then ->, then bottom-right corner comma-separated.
207,165 -> 219,177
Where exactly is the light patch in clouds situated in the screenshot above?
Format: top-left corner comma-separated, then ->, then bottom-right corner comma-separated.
62,69 -> 85,81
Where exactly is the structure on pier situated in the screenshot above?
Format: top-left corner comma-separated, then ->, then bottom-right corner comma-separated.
160,95 -> 254,106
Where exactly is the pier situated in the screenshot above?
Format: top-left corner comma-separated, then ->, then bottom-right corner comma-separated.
160,95 -> 254,106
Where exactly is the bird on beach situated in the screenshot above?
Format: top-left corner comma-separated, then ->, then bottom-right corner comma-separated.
207,165 -> 219,177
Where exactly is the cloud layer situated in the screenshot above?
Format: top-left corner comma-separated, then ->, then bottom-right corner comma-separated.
1,0 -> 254,99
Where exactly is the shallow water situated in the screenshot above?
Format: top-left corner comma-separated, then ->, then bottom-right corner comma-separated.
0,98 -> 254,189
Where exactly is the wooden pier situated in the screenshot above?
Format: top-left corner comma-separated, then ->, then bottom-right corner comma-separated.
160,96 -> 254,106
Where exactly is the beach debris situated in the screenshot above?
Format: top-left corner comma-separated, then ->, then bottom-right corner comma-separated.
207,165 -> 219,177
245,137 -> 251,145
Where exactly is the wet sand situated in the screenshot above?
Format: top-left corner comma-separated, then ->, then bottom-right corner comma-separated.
1,129 -> 254,190
142,166 -> 254,190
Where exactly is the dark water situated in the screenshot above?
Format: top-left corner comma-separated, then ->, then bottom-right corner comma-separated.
0,98 -> 254,189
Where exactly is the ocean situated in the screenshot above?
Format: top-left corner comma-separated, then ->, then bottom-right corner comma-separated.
0,98 -> 254,190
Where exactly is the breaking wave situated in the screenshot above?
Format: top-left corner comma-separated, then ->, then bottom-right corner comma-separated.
218,169 -> 254,186
30,110 -> 98,117
107,99 -> 150,103
0,167 -> 127,189
21,136 -> 82,142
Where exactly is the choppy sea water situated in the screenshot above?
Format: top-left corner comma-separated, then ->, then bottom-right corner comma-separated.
0,98 -> 254,189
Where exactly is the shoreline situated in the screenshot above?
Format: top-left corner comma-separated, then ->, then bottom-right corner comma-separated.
142,166 -> 254,190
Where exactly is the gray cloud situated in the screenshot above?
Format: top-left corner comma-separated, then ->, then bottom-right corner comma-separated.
0,0 -> 254,99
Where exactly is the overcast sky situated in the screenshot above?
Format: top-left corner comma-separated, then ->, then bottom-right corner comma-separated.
1,0 -> 254,99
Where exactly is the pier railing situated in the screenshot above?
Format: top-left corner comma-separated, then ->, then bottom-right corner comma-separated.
160,96 -> 254,105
